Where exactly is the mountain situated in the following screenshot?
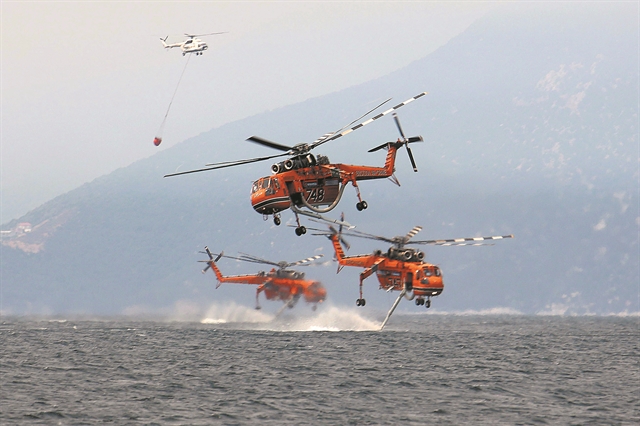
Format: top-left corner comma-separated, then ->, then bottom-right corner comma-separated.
2,3 -> 637,316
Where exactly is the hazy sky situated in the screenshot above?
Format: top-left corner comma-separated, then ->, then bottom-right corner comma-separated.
1,1 -> 491,224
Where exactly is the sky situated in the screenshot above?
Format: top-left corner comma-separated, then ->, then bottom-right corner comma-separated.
0,1 -> 491,224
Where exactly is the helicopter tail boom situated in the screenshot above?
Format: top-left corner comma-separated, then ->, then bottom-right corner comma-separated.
160,36 -> 181,49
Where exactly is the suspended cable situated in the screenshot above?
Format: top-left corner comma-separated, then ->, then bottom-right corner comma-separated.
154,54 -> 191,146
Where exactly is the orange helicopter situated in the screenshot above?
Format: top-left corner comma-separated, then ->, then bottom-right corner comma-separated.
199,246 -> 327,312
312,222 -> 513,329
165,92 -> 428,235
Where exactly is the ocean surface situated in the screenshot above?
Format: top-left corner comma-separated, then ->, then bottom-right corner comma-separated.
1,310 -> 638,425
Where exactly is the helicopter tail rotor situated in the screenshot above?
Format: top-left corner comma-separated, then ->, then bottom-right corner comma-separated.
199,246 -> 223,273
337,212 -> 351,250
326,215 -> 351,252
368,113 -> 423,173
393,113 -> 422,172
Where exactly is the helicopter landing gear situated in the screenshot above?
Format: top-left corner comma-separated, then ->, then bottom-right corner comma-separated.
292,209 -> 306,236
273,214 -> 281,226
356,298 -> 366,306
414,297 -> 431,308
353,183 -> 368,211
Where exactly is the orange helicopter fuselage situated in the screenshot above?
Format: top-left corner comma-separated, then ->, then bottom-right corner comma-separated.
207,260 -> 327,305
329,234 -> 444,298
250,142 -> 400,215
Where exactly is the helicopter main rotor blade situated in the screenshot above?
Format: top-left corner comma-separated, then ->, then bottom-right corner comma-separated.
246,136 -> 294,152
237,252 -> 282,267
164,152 -> 289,177
204,152 -> 288,167
313,97 -> 392,145
288,254 -> 324,267
410,234 -> 515,246
404,226 -> 423,241
309,92 -> 428,150
185,32 -> 227,37
339,229 -> 396,245
216,252 -> 277,266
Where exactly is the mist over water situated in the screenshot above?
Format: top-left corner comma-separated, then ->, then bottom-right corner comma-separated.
200,303 -> 381,331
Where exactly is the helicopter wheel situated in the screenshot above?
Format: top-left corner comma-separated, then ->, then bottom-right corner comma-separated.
356,201 -> 368,211
273,216 -> 281,226
415,298 -> 422,306
295,226 -> 307,236
425,299 -> 431,309
356,298 -> 366,306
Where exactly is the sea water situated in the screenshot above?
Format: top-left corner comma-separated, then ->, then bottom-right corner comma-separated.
1,310 -> 638,425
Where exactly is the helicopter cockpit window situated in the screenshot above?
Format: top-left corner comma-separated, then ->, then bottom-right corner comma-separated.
434,267 -> 441,277
251,181 -> 259,194
185,39 -> 193,44
424,267 -> 433,277
261,178 -> 270,189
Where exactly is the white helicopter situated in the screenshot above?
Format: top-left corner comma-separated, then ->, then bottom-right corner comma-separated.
160,32 -> 226,56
